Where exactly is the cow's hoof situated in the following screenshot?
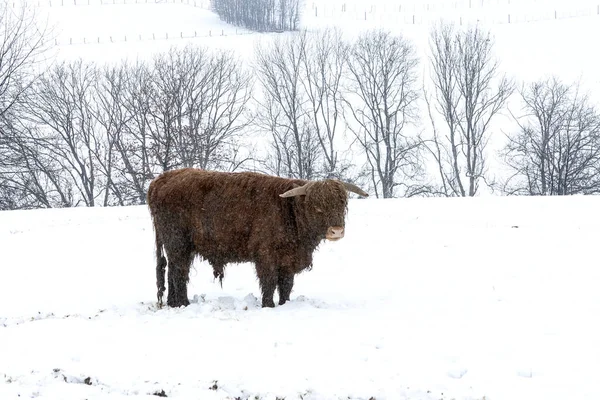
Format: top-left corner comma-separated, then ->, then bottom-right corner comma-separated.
167,299 -> 190,308
262,300 -> 276,308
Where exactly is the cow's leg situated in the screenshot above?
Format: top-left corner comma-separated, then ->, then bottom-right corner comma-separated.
167,261 -> 191,307
256,263 -> 277,308
277,271 -> 294,305
164,234 -> 193,308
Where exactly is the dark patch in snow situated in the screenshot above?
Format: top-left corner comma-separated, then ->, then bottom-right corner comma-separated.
153,389 -> 168,397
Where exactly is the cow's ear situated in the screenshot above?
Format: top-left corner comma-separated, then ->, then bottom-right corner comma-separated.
279,183 -> 308,198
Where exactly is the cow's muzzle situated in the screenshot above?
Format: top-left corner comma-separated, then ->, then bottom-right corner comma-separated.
326,226 -> 344,241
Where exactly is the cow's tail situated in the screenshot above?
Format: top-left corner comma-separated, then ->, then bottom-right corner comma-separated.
155,229 -> 167,308
213,265 -> 224,288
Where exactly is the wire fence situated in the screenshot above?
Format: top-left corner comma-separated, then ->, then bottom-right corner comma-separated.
52,28 -> 255,45
308,1 -> 600,25
17,0 -> 598,46
12,0 -> 211,7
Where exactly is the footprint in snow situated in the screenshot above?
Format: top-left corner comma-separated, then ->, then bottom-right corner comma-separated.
447,367 -> 468,379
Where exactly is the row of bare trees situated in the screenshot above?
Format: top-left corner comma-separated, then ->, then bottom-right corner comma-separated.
504,79 -> 600,195
1,47 -> 253,208
211,0 -> 301,32
2,0 -> 600,209
253,29 -> 434,198
423,24 -> 600,197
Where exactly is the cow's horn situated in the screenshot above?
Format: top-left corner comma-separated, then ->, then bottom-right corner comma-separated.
342,182 -> 369,197
279,183 -> 310,198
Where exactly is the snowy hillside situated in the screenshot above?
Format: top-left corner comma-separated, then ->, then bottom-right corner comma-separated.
1,196 -> 600,399
34,0 -> 600,169
31,0 -> 600,98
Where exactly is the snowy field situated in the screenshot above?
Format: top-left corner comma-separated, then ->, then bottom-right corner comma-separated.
1,196 -> 600,399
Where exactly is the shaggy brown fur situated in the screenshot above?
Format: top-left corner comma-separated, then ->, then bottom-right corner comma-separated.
147,168 -> 367,308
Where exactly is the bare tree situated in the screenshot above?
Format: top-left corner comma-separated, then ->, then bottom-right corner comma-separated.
502,78 -> 600,195
148,45 -> 252,175
425,23 -> 513,197
0,116 -> 74,209
0,0 -> 53,209
186,49 -> 253,171
94,64 -> 136,206
25,60 -> 104,207
300,28 -> 353,180
0,0 -> 50,121
118,61 -> 155,204
344,30 -> 423,198
255,33 -> 322,179
146,49 -> 186,172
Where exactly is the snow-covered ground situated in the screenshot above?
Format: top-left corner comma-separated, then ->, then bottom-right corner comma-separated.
1,196 -> 600,399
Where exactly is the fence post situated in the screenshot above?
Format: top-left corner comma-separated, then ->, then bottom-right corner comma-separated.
508,14 -> 510,23
209,30 -> 211,36
364,11 -> 366,20
555,10 -> 557,19
412,14 -> 415,24
221,29 -> 224,36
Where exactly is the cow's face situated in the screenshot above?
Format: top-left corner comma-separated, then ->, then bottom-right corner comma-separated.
280,179 -> 368,241
305,180 -> 348,241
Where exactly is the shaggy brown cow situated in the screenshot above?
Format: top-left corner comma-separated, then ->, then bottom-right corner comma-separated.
147,168 -> 368,308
